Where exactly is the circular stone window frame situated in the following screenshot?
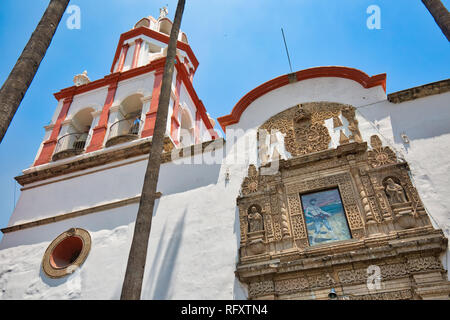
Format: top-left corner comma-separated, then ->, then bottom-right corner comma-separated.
42,228 -> 91,278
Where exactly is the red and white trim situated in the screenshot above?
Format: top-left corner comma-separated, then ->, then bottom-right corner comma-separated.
34,96 -> 74,166
86,80 -> 119,152
217,66 -> 387,131
131,38 -> 143,69
117,43 -> 130,73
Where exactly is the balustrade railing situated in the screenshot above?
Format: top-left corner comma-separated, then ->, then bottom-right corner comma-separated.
52,132 -> 89,160
105,117 -> 141,147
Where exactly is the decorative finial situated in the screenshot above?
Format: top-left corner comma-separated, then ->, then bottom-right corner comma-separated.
73,70 -> 90,86
159,6 -> 168,19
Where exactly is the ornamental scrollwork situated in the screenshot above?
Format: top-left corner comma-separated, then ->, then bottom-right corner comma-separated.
236,102 -> 448,301
258,102 -> 363,158
367,135 -> 397,168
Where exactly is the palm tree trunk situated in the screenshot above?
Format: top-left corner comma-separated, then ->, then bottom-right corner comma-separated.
422,0 -> 450,41
0,0 -> 70,143
120,0 -> 186,300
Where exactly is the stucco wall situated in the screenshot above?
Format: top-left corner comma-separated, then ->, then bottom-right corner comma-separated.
0,147 -> 247,299
1,76 -> 449,299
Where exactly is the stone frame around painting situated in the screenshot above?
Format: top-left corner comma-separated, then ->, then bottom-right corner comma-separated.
285,172 -> 366,248
299,187 -> 352,247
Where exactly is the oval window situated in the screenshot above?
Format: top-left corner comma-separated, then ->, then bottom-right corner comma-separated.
42,228 -> 91,278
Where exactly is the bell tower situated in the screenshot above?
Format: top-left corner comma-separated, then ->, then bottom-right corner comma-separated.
32,8 -> 217,167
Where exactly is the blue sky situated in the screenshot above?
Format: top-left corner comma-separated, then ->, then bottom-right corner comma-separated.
0,0 -> 449,238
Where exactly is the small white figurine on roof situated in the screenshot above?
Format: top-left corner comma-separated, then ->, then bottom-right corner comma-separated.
73,70 -> 90,86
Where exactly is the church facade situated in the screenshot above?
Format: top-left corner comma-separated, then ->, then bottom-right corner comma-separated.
0,11 -> 449,300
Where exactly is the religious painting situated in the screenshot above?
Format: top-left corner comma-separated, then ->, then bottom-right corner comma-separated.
300,188 -> 351,246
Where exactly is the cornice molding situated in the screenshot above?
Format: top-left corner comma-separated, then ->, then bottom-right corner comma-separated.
16,138 -> 225,186
54,58 -> 165,101
388,78 -> 450,104
110,26 -> 199,74
217,66 -> 387,131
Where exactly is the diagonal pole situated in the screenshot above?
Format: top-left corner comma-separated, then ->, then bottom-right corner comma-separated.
0,0 -> 71,143
120,0 -> 186,300
422,0 -> 450,41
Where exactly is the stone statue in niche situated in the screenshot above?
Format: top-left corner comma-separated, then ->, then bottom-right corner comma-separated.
245,205 -> 266,256
385,178 -> 408,204
248,205 -> 264,232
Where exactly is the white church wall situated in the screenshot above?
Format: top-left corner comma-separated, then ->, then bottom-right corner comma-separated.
179,83 -> 213,142
229,77 -> 386,133
179,84 -> 197,122
0,204 -> 138,299
65,87 -> 107,121
8,156 -> 148,227
0,146 -> 247,299
141,150 -> 246,299
114,73 -> 155,103
2,74 -> 448,299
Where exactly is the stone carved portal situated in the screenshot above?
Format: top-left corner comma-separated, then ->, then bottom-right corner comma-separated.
384,177 -> 408,205
236,102 -> 449,300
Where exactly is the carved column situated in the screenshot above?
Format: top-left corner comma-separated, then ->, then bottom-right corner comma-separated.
347,155 -> 376,226
286,193 -> 309,248
369,175 -> 393,221
277,184 -> 291,239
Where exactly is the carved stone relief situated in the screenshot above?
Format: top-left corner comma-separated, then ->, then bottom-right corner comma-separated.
248,280 -> 274,297
238,203 -> 267,256
276,185 -> 291,238
241,165 -> 259,196
367,135 -> 397,168
248,205 -> 264,232
236,105 -> 448,300
348,290 -> 413,300
341,106 -> 363,143
258,102 -> 362,158
384,177 -> 408,205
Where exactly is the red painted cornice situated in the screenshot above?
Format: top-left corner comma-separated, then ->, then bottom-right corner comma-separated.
54,58 -> 166,101
217,66 -> 387,131
54,56 -> 216,137
110,26 -> 199,74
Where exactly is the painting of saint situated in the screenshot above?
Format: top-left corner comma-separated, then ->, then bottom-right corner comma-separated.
300,188 -> 351,246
